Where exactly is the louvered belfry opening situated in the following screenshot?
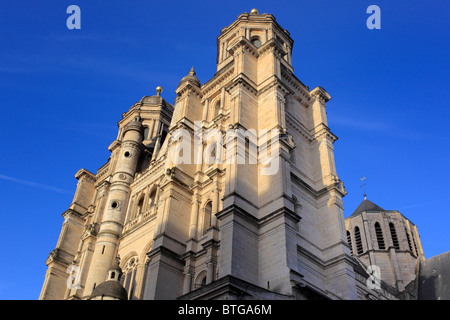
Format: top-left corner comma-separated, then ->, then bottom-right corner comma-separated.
346,230 -> 353,255
389,223 -> 400,250
405,228 -> 413,252
354,227 -> 363,254
375,222 -> 385,250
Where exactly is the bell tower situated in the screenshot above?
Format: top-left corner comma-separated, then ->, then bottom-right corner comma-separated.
217,8 -> 293,75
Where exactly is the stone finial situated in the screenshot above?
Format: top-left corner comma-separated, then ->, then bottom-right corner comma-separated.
177,66 -> 201,88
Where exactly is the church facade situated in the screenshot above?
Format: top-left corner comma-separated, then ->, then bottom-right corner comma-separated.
39,9 -> 446,301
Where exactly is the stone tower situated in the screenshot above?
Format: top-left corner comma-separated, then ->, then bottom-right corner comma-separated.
345,198 -> 424,293
41,9 -> 431,300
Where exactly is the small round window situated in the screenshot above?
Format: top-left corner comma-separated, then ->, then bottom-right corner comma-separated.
252,38 -> 262,48
111,201 -> 119,209
124,151 -> 131,158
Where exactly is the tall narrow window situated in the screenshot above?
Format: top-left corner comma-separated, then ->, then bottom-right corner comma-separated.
137,196 -> 144,216
203,202 -> 212,235
160,129 -> 168,146
405,228 -> 413,252
245,137 -> 250,164
347,230 -> 353,255
389,223 -> 400,250
292,196 -> 300,215
148,189 -> 156,208
375,222 -> 385,250
143,126 -> 149,140
411,232 -> 418,255
354,226 -> 363,254
213,101 -> 220,119
208,143 -> 217,167
121,257 -> 138,300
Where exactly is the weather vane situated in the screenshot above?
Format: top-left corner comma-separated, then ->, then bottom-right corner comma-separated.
360,176 -> 367,199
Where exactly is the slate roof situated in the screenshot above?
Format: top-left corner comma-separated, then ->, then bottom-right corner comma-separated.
351,199 -> 385,217
91,280 -> 128,300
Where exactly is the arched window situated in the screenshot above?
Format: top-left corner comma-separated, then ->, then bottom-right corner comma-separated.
389,223 -> 400,250
148,188 -> 157,208
203,202 -> 213,235
354,226 -> 363,255
411,231 -> 418,255
160,129 -> 168,146
121,256 -> 138,300
375,222 -> 385,250
194,271 -> 207,290
206,142 -> 217,167
213,101 -> 220,119
137,196 -> 144,216
346,230 -> 353,255
143,126 -> 149,140
251,36 -> 262,48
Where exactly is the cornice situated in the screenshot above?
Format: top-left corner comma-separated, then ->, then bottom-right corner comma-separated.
216,204 -> 301,231
257,37 -> 286,58
257,77 -> 289,98
285,112 -> 314,143
132,159 -> 165,188
45,248 -> 71,266
280,67 -> 310,104
176,81 -> 203,100
201,63 -> 235,97
310,86 -> 331,104
290,172 -> 346,199
218,13 -> 277,39
74,168 -> 96,183
226,73 -> 258,96
108,139 -> 122,152
147,240 -> 186,265
312,124 -> 338,143
228,37 -> 259,58
120,98 -> 174,125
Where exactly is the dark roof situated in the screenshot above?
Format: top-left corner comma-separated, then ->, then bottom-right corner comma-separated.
351,199 -> 385,217
91,280 -> 128,300
418,251 -> 450,300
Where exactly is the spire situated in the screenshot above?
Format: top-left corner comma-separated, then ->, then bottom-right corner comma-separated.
351,199 -> 385,217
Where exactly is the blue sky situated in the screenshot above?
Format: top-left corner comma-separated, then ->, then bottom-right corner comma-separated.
0,1 -> 448,299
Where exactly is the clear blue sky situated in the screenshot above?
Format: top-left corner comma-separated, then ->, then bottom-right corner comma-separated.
0,0 -> 448,299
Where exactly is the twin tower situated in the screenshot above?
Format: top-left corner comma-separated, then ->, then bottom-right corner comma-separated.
40,10 -> 423,300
